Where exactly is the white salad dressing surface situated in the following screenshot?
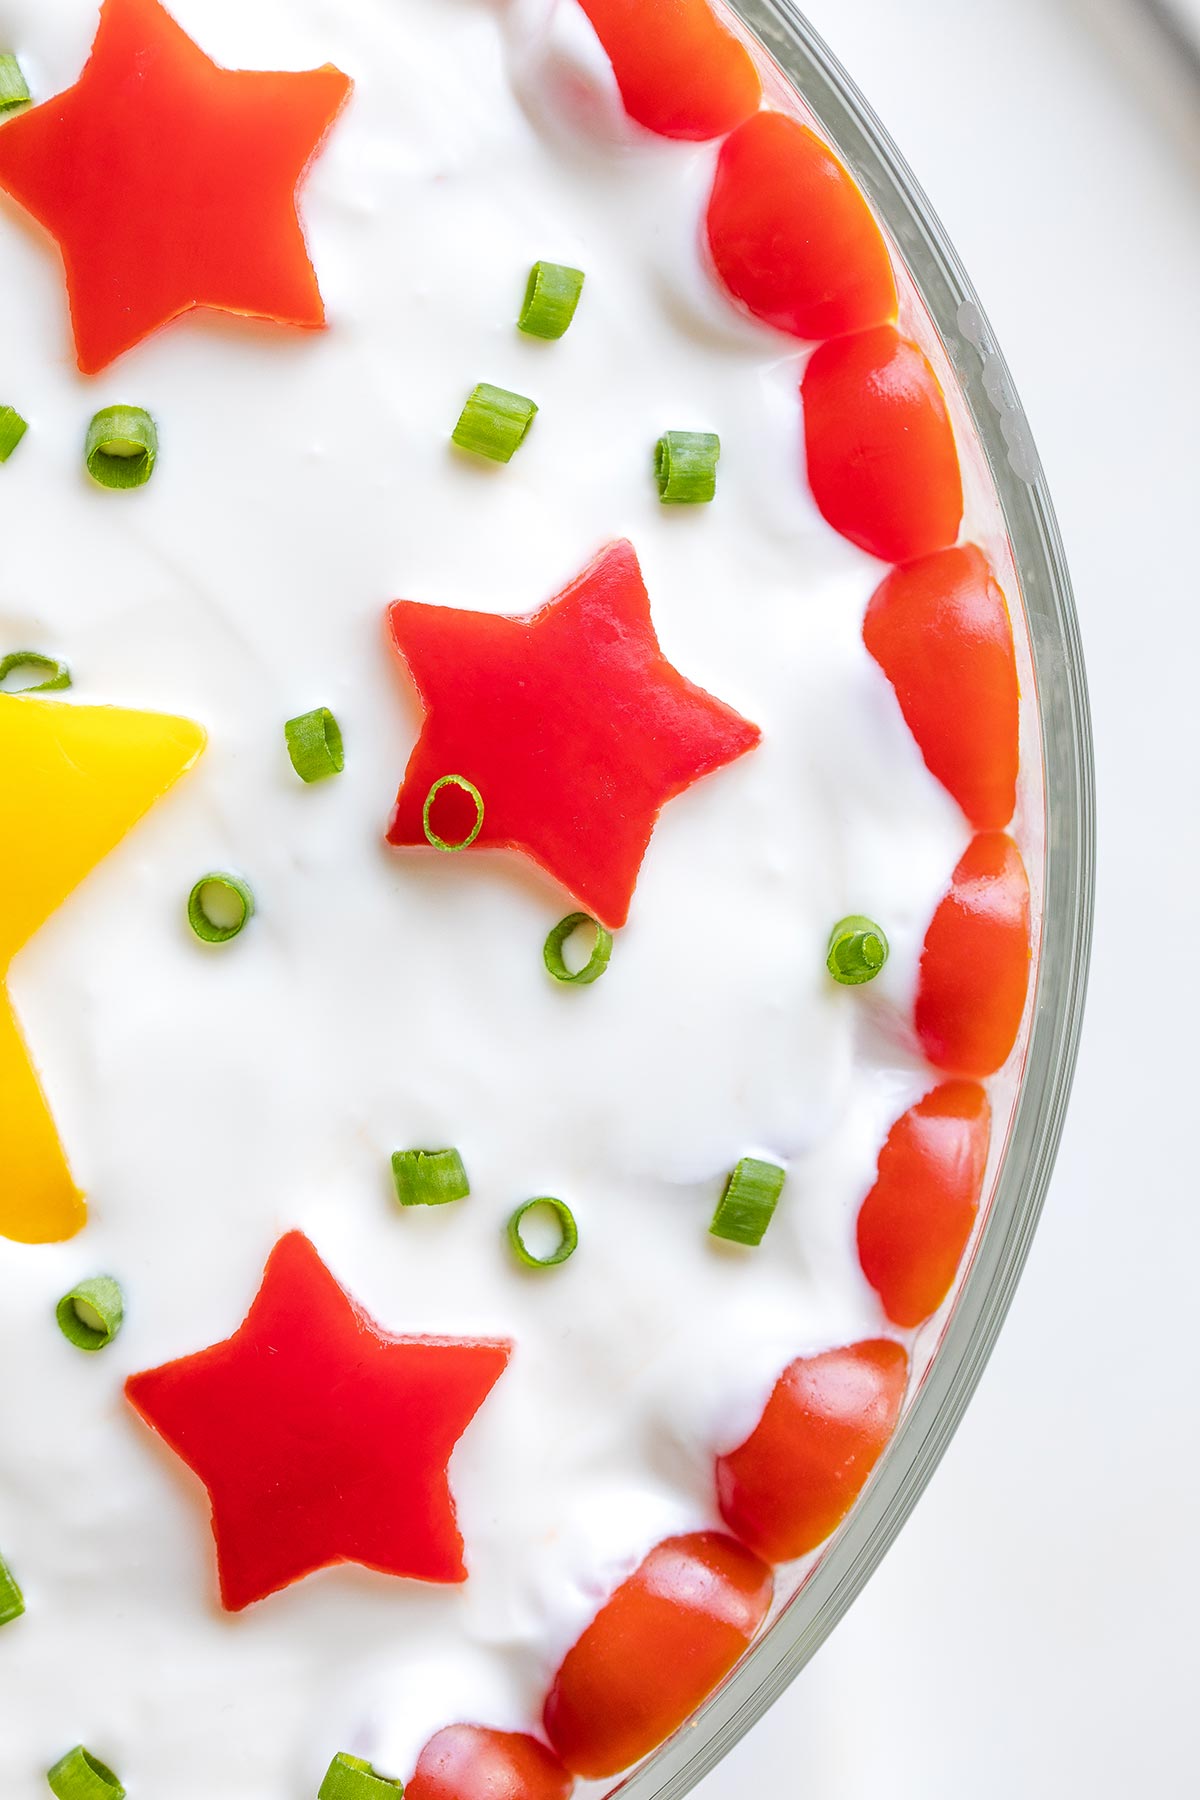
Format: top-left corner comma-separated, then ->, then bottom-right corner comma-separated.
0,1 -> 971,1793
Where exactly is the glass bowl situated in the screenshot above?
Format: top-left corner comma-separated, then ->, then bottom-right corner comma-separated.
612,4 -> 1095,1795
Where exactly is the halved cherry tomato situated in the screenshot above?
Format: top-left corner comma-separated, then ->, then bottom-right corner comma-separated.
706,110 -> 897,340
864,545 -> 1019,830
716,1340 -> 908,1563
915,833 -> 1032,1078
857,1084 -> 991,1327
407,1725 -> 572,1800
802,326 -> 963,563
576,0 -> 761,140
543,1532 -> 772,1778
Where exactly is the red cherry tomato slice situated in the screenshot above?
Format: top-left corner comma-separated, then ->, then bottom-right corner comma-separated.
864,545 -> 1020,830
802,326 -> 963,563
706,110 -> 897,340
857,1084 -> 992,1327
916,833 -> 1032,1078
576,0 -> 761,140
716,1340 -> 908,1563
407,1725 -> 572,1800
543,1531 -> 772,1778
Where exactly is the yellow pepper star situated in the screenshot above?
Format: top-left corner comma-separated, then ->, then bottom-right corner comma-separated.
0,695 -> 205,1244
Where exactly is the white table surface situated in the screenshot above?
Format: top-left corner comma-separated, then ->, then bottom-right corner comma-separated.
699,2 -> 1200,1796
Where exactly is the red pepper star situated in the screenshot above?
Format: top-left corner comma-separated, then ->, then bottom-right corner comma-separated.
385,541 -> 761,928
125,1232 -> 511,1612
0,0 -> 351,373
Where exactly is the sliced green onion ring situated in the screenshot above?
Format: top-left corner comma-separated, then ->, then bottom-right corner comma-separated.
0,1552 -> 24,1627
710,1157 -> 786,1247
543,912 -> 613,986
452,383 -> 538,463
318,1752 -> 404,1799
507,1197 -> 578,1269
187,872 -> 255,944
518,260 -> 586,340
85,406 -> 158,490
0,650 -> 71,693
826,914 -> 889,986
285,706 -> 344,782
0,404 -> 28,460
423,774 -> 484,851
655,430 -> 720,504
46,1747 -> 125,1800
55,1276 -> 125,1353
0,53 -> 30,113
391,1148 -> 470,1209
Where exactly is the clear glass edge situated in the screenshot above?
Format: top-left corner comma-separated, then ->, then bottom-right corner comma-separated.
611,5 -> 1097,1796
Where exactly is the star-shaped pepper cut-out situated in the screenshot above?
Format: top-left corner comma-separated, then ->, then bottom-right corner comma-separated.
385,540 -> 761,928
0,0 -> 352,372
126,1232 -> 512,1612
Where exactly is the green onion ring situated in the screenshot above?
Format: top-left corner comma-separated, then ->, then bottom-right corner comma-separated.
452,382 -> 538,463
543,912 -> 613,986
46,1746 -> 125,1800
0,53 -> 30,113
0,650 -> 71,693
285,706 -> 344,782
85,406 -> 158,490
507,1197 -> 579,1269
826,914 -> 889,986
0,1551 -> 24,1627
518,260 -> 586,339
55,1276 -> 125,1353
0,404 -> 29,461
391,1148 -> 470,1208
187,872 -> 255,944
655,430 -> 720,504
423,774 -> 485,852
709,1157 -> 787,1248
318,1753 -> 404,1799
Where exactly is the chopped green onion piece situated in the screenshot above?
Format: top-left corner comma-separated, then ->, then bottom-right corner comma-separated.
518,260 -> 586,340
654,430 -> 720,504
55,1276 -> 125,1353
85,406 -> 158,490
710,1157 -> 786,1247
285,706 -> 344,782
826,915 -> 889,986
391,1148 -> 470,1209
46,1747 -> 125,1800
187,872 -> 254,944
507,1197 -> 578,1269
0,54 -> 30,112
0,1552 -> 24,1627
0,650 -> 71,693
543,912 -> 613,986
452,383 -> 537,463
318,1752 -> 404,1799
0,404 -> 28,460
423,774 -> 485,851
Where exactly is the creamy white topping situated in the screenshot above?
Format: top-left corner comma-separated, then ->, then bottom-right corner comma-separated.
0,1 -> 979,1793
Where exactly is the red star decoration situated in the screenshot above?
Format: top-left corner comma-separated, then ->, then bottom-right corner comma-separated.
385,541 -> 761,928
0,0 -> 351,373
125,1232 -> 511,1612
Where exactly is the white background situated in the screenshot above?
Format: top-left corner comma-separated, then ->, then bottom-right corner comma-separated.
701,2 -> 1200,1796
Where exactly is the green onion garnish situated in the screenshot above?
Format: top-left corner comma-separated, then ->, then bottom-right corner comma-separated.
0,1552 -> 24,1627
46,1747 -> 125,1800
452,383 -> 538,463
518,260 -> 586,340
285,706 -> 344,783
391,1148 -> 470,1209
0,650 -> 71,693
826,915 -> 889,986
187,872 -> 255,944
507,1197 -> 579,1269
710,1157 -> 786,1247
0,54 -> 30,113
0,405 -> 28,460
55,1276 -> 125,1353
85,406 -> 158,490
423,774 -> 484,851
543,912 -> 613,986
318,1753 -> 404,1799
655,431 -> 720,504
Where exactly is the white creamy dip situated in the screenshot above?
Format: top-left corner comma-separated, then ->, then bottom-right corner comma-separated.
0,1 -> 973,1793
